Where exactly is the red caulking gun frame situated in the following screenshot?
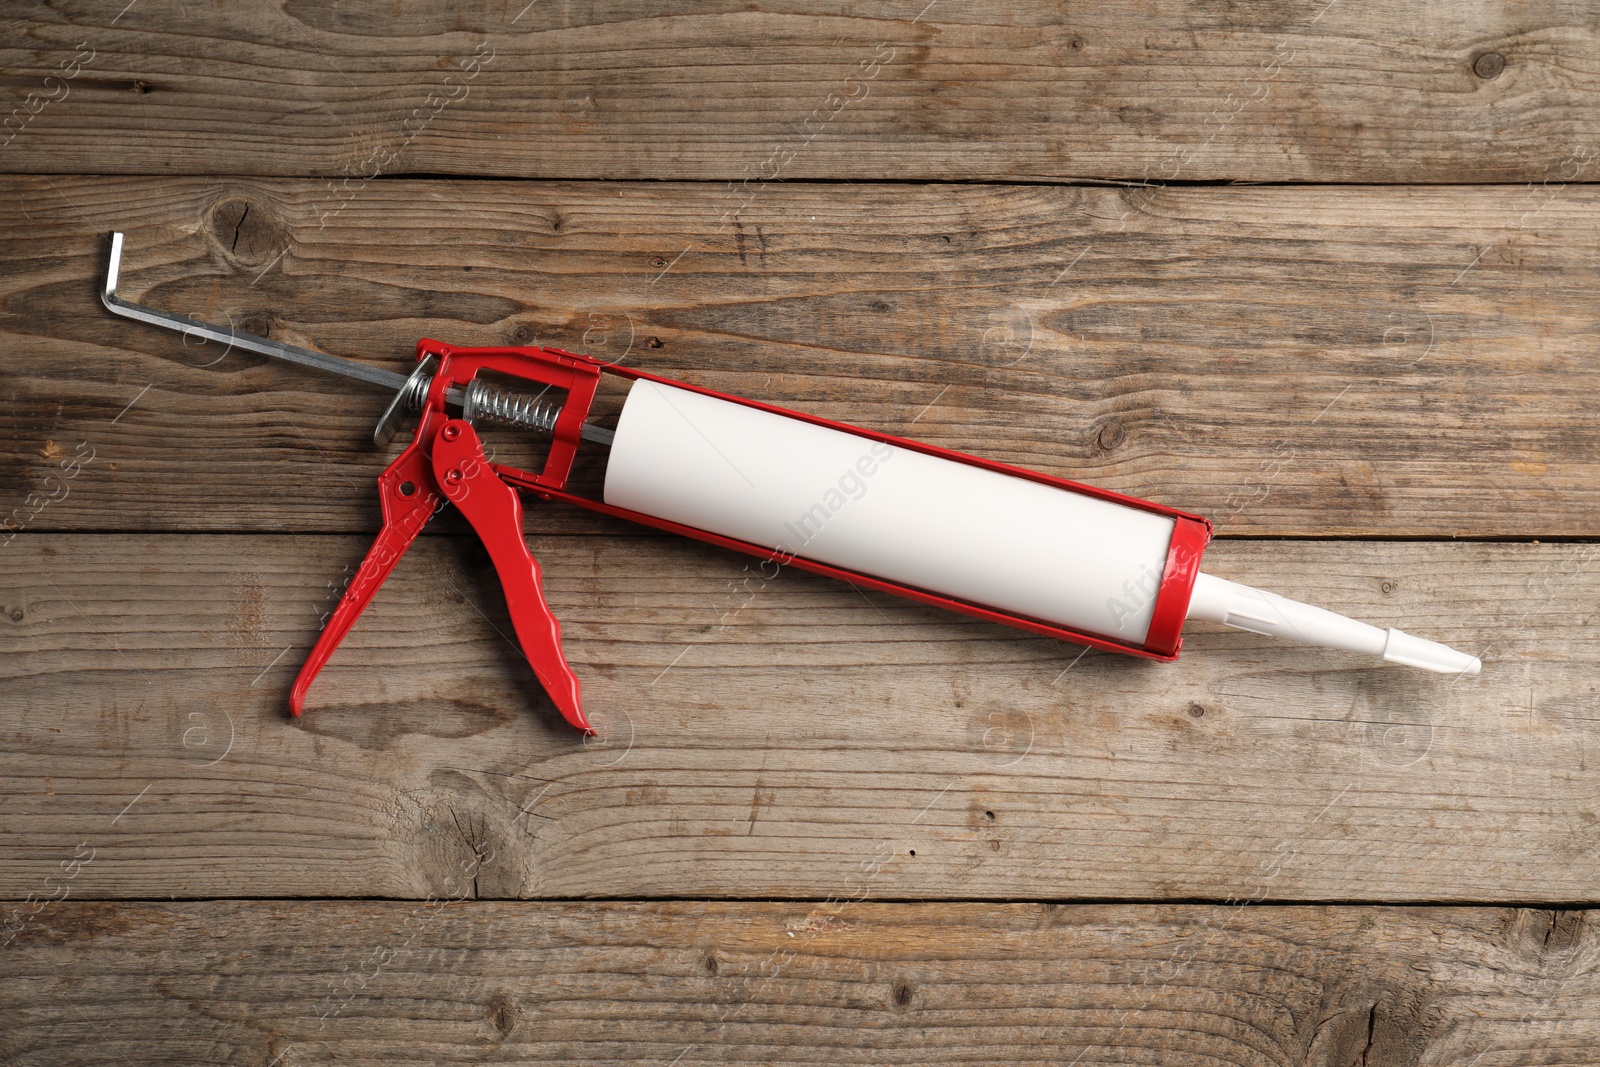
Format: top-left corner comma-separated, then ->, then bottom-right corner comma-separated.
101,232 -> 1481,736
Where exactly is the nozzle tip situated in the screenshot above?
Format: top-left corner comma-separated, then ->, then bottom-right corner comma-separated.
1383,628 -> 1481,677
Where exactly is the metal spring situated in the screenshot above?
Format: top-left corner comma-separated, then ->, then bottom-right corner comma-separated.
459,378 -> 562,435
397,367 -> 431,413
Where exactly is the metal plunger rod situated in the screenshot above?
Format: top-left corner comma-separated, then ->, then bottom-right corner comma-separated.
99,232 -> 613,446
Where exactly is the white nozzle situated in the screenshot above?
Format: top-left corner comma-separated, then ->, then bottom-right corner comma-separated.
1186,572 -> 1480,677
1377,627 -> 1482,676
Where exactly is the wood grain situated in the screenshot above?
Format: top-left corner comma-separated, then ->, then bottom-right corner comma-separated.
2,3 -> 1597,183
1,532 -> 1590,903
5,176 -> 1599,537
6,2 -> 1597,1057
5,900 -> 1596,1065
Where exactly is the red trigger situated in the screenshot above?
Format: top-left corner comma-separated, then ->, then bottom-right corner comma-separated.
429,419 -> 593,735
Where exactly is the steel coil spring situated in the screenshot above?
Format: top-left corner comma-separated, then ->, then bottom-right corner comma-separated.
459,378 -> 562,434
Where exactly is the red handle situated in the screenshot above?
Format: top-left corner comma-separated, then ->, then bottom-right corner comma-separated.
290,340 -> 598,734
290,444 -> 442,715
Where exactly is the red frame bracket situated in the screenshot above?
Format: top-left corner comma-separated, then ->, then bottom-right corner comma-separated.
463,343 -> 1215,662
416,339 -> 602,489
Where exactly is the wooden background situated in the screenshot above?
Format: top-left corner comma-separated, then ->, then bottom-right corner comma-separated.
3,2 -> 1599,1064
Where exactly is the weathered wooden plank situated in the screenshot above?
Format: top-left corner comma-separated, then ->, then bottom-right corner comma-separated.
5,177 -> 1599,537
2,2 -> 1596,183
0,533 -> 1589,902
3,900 -> 1593,1065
